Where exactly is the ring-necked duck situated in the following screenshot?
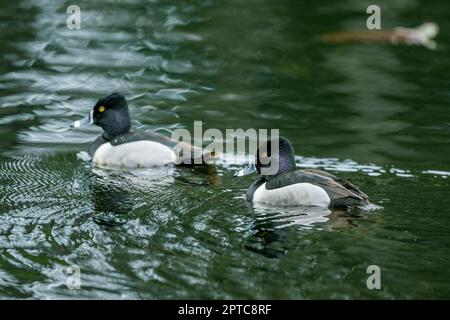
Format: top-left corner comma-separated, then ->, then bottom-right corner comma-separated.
72,92 -> 209,168
235,137 -> 369,208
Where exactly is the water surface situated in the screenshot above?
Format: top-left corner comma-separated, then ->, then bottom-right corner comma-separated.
1,0 -> 450,298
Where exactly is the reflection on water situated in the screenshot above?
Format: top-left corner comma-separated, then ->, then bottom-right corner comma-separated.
245,205 -> 374,258
244,204 -> 331,258
1,0 -> 450,298
252,204 -> 332,230
244,202 -> 381,258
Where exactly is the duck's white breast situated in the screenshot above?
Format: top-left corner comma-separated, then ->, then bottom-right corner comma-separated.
93,141 -> 176,168
253,182 -> 331,207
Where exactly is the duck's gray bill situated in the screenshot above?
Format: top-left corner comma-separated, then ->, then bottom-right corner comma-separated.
234,163 -> 257,177
71,110 -> 94,128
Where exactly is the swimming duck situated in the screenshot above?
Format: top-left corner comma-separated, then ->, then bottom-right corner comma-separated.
71,92 -> 208,168
235,137 -> 369,208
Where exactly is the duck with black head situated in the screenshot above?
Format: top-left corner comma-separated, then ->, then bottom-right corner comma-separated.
72,92 -> 209,168
235,137 -> 369,209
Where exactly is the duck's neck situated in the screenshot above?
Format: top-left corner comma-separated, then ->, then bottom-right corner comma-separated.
102,127 -> 131,141
263,156 -> 296,180
265,168 -> 294,181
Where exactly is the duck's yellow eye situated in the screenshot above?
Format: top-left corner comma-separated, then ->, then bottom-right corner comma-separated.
99,106 -> 105,113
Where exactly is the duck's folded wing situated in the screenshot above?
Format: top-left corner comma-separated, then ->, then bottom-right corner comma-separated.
302,168 -> 369,200
266,169 -> 369,207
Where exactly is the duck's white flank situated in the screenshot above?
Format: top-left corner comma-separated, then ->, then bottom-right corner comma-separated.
93,141 -> 176,168
253,182 -> 331,207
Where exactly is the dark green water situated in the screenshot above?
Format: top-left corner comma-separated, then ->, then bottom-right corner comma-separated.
1,0 -> 450,299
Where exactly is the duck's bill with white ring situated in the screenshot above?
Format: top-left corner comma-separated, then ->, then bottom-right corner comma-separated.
71,110 -> 94,128
234,163 -> 257,177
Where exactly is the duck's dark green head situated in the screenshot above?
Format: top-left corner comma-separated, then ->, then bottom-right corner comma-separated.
72,92 -> 131,140
235,136 -> 296,177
